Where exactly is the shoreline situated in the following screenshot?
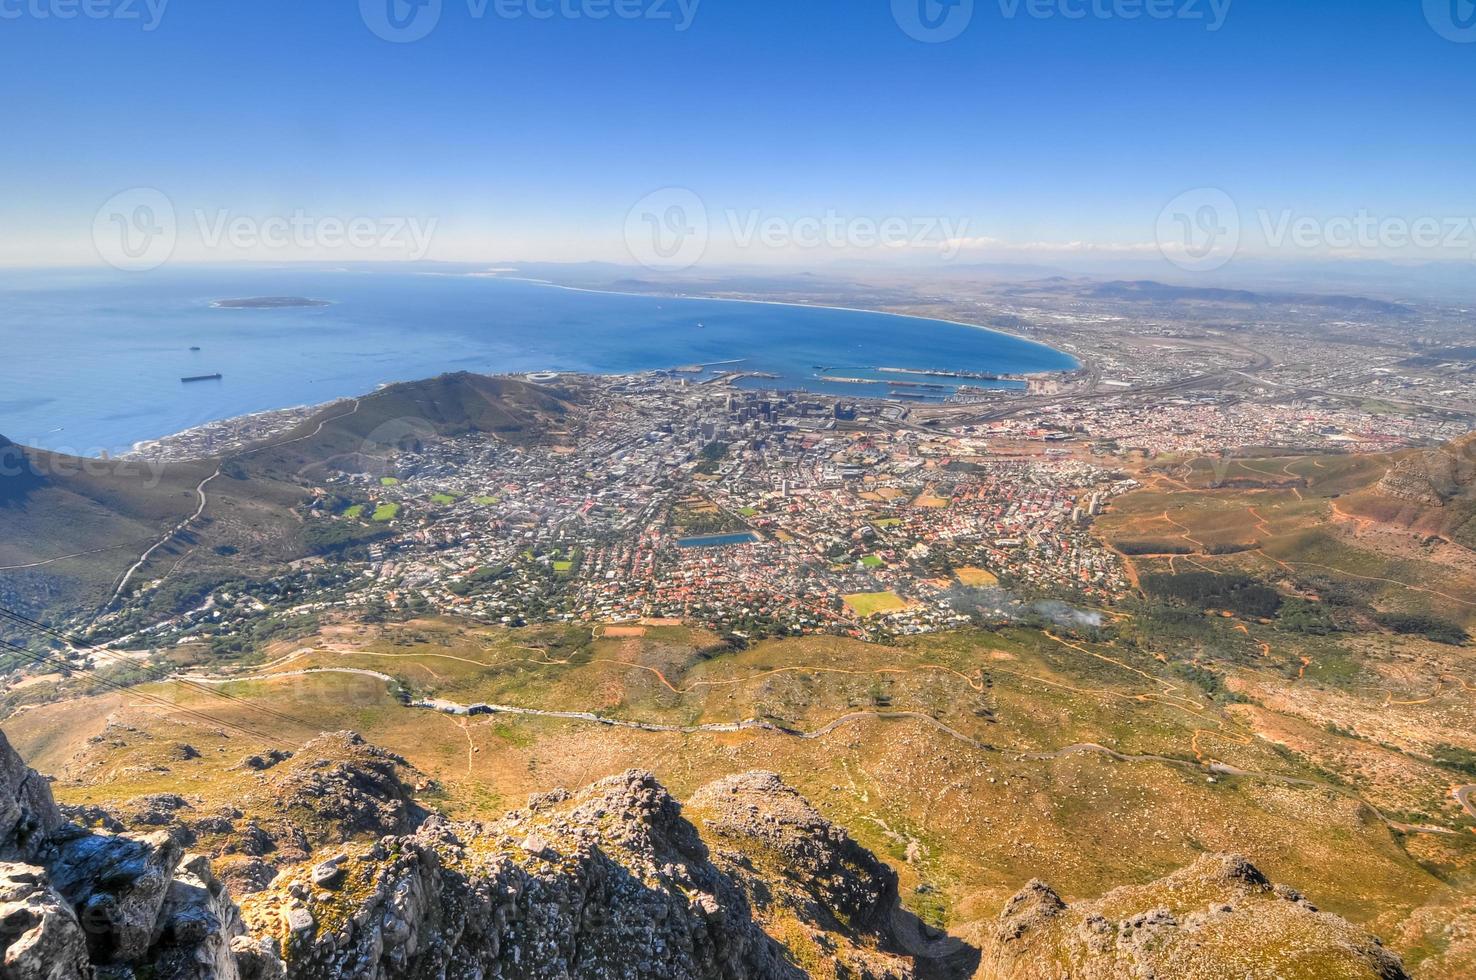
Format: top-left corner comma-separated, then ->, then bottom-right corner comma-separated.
482,274 -> 1084,373
31,276 -> 1084,457
121,400 -> 342,461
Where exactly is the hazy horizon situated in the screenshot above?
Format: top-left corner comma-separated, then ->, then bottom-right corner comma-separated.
2,0 -> 1473,282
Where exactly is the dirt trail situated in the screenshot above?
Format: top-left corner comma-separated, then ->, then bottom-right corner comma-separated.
1160,510 -> 1206,550
104,398 -> 364,610
1253,550 -> 1476,607
521,653 -> 986,695
1041,631 -> 1258,767
168,657 -> 1459,838
0,542 -> 140,572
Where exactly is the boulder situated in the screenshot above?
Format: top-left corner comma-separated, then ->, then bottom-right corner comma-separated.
981,853 -> 1410,980
689,770 -> 900,929
0,742 -> 62,863
0,863 -> 91,980
0,729 -> 282,980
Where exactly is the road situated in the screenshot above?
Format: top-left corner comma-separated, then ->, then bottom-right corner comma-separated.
100,398 -> 363,614
167,658 -> 1460,837
108,463 -> 224,603
943,343 -> 1274,426
1233,371 -> 1476,420
1455,785 -> 1476,820
179,660 -> 995,746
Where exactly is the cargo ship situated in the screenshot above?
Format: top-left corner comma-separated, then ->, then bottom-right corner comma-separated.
181,373 -> 223,383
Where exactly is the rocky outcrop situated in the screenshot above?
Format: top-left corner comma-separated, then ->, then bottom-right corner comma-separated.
689,771 -> 899,931
69,732 -> 430,901
980,853 -> 1410,979
688,771 -> 921,980
994,880 -> 1066,944
0,728 -> 280,980
237,767 -> 925,980
1377,450 -> 1459,507
190,732 -> 425,897
242,769 -> 801,979
151,855 -> 283,980
0,724 -> 1423,980
47,826 -> 184,962
1340,436 -> 1476,550
0,737 -> 62,863
245,732 -> 422,847
0,864 -> 91,980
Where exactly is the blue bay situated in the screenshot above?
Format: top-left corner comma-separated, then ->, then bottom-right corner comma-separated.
0,267 -> 1077,456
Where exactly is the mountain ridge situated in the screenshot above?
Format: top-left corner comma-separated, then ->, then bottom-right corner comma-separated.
0,725 -> 1413,979
0,373 -> 576,624
1085,279 -> 1414,314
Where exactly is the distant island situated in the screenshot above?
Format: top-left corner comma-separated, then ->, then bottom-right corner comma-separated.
211,296 -> 332,309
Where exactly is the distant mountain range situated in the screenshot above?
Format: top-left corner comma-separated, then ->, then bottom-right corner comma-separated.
1084,280 -> 1415,315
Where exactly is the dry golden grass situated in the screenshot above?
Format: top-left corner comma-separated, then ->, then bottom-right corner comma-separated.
7,614 -> 1476,976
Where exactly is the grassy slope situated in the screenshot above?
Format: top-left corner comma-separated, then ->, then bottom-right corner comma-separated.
1099,447 -> 1476,630
0,373 -> 576,621
8,617 -> 1474,976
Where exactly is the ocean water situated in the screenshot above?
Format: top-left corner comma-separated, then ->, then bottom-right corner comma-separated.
1,267 -> 1076,456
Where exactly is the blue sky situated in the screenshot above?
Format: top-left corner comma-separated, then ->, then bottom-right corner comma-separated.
1,0 -> 1472,270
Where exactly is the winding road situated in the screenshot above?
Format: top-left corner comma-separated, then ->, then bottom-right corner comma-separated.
102,398 -> 363,610
109,464 -> 224,603
1455,785 -> 1476,820
178,662 -> 994,746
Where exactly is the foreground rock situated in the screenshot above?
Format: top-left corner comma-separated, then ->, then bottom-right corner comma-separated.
64,731 -> 427,900
688,771 -> 920,978
0,728 -> 282,979
0,724 -> 1418,979
0,864 -> 92,980
241,769 -> 881,979
979,852 -> 1409,979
